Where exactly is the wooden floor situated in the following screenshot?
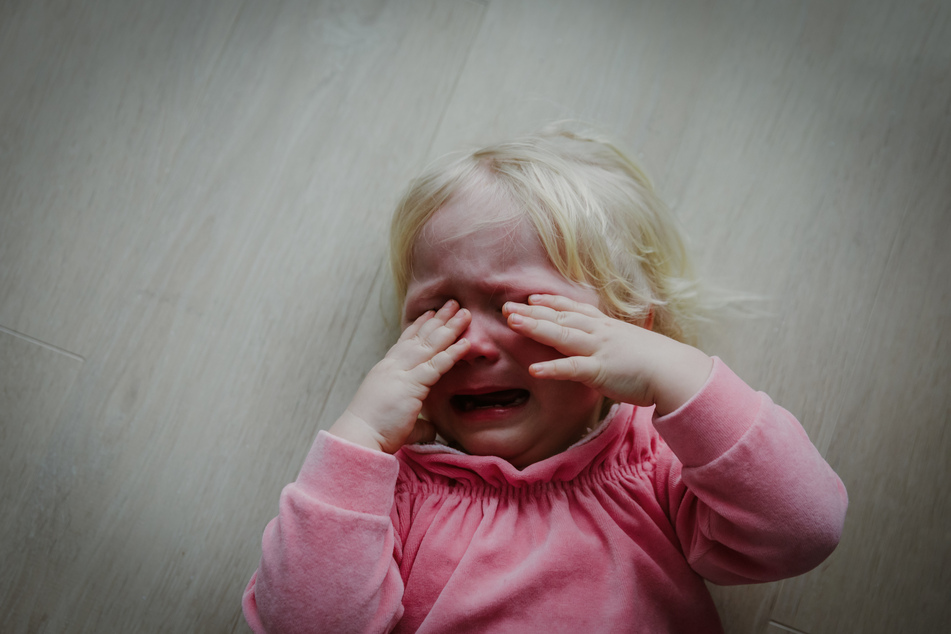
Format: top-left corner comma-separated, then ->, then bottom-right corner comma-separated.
2,1 -> 949,632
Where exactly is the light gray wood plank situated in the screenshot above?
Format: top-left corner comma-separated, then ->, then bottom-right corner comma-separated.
757,1 -> 951,632
0,329 -> 84,634
769,103 -> 951,633
0,0 -> 485,631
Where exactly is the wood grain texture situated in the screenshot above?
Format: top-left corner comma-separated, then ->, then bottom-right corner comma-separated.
0,330 -> 83,633
769,91 -> 951,633
0,0 -> 485,631
1,0 -> 949,632
767,3 -> 951,631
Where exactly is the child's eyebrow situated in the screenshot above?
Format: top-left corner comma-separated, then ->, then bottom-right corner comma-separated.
403,282 -> 447,305
485,282 -> 531,301
402,286 -> 449,319
482,275 -> 552,297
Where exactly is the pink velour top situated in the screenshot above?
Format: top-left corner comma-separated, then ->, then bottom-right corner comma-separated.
243,358 -> 847,633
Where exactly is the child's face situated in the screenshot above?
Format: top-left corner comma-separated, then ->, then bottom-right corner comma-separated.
403,188 -> 604,468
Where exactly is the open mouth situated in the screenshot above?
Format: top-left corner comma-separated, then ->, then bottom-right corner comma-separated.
450,389 -> 530,412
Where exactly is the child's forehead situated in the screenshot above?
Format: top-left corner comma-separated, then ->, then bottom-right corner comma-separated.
412,207 -> 541,274
402,183 -> 584,309
415,186 -> 524,244
406,217 -> 577,304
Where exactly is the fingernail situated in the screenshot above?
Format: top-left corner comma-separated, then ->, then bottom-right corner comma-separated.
529,294 -> 542,303
509,314 -> 523,324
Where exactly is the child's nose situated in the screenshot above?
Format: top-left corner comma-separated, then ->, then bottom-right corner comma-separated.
460,314 -> 501,364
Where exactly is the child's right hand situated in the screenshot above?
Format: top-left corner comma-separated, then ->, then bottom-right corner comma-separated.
328,300 -> 471,454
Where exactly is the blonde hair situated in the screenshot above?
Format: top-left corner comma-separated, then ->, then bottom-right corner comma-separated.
390,124 -> 709,345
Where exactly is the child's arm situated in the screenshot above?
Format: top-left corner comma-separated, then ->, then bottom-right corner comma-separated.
648,361 -> 848,583
244,301 -> 471,633
243,432 -> 405,633
504,294 -> 847,582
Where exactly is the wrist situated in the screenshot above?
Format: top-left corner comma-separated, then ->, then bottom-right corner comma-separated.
328,411 -> 387,453
651,344 -> 713,416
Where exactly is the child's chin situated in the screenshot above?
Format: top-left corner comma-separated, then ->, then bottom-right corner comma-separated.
452,428 -> 538,464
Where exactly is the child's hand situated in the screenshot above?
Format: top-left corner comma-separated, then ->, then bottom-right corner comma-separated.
503,295 -> 713,416
329,300 -> 471,453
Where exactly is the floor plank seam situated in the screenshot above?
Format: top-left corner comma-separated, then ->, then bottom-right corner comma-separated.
0,324 -> 85,363
768,621 -> 808,634
420,0 -> 488,158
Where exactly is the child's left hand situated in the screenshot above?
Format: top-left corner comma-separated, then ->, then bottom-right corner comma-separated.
503,294 -> 713,416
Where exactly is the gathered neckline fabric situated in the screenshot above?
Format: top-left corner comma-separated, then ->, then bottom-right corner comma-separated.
395,401 -> 660,491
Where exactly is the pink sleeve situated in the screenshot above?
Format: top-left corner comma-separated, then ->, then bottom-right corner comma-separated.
242,431 -> 405,633
651,358 -> 849,585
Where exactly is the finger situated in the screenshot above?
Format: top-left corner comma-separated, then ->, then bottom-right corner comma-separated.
404,416 -> 437,446
529,355 -> 601,384
387,302 -> 472,362
528,294 -> 604,318
399,309 -> 435,342
418,306 -> 470,352
392,307 -> 469,370
434,337 -> 471,372
505,312 -> 595,356
415,299 -> 461,339
410,338 -> 470,386
503,301 -> 596,333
